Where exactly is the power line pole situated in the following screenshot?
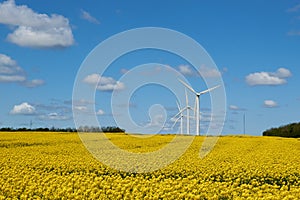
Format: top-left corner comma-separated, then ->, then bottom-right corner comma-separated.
243,113 -> 246,135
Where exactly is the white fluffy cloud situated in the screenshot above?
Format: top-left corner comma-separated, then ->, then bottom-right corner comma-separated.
275,68 -> 292,78
229,105 -> 239,110
0,53 -> 44,87
0,53 -> 25,82
83,74 -> 100,85
83,74 -> 125,91
146,114 -> 165,128
178,65 -> 221,78
199,65 -> 221,78
0,75 -> 25,82
39,112 -> 70,120
264,100 -> 278,108
0,54 -> 22,74
246,72 -> 285,85
0,0 -> 74,48
120,68 -> 129,74
80,10 -> 100,24
229,105 -> 246,112
96,109 -> 105,115
178,65 -> 194,76
246,68 -> 292,86
74,106 -> 88,112
10,102 -> 36,115
22,79 -> 45,88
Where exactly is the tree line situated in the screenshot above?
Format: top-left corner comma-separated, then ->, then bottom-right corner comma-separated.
0,126 -> 125,133
263,122 -> 300,138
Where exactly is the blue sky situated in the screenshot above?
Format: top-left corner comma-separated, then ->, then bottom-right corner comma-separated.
0,0 -> 300,135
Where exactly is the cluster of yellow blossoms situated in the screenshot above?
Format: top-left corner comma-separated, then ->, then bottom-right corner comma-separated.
0,132 -> 299,199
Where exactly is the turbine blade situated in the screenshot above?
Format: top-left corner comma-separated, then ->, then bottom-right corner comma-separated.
172,100 -> 184,118
171,117 -> 181,128
176,100 -> 181,111
182,107 -> 188,112
199,85 -> 220,95
173,110 -> 183,119
185,88 -> 189,106
178,79 -> 197,95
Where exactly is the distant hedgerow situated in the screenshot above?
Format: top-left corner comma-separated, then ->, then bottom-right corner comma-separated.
263,122 -> 300,138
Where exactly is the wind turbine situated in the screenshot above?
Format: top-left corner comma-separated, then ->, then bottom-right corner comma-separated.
171,101 -> 184,134
178,79 -> 220,136
184,88 -> 193,135
172,89 -> 193,135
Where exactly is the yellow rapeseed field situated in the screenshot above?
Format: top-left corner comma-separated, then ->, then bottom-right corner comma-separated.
0,132 -> 299,199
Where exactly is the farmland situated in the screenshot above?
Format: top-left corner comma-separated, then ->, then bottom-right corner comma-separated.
0,132 -> 300,199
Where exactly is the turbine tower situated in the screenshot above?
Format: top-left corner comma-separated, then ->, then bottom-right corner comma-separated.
179,79 -> 220,136
184,88 -> 193,135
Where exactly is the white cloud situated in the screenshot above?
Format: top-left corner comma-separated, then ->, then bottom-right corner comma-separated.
0,53 -> 44,87
245,68 -> 292,86
0,53 -> 25,82
71,100 -> 100,115
69,99 -> 95,106
246,72 -> 286,85
0,53 -> 22,74
74,106 -> 88,112
83,73 -> 100,85
199,65 -> 221,78
39,112 -> 70,120
264,100 -> 278,108
146,114 -> 165,127
178,65 -> 221,78
73,106 -> 105,116
10,102 -> 36,115
22,79 -> 45,87
0,75 -> 26,82
274,68 -> 292,78
96,109 -> 105,115
178,65 -> 194,76
0,0 -> 74,48
80,9 -> 100,24
229,105 -> 239,110
120,68 -> 129,74
229,105 -> 246,112
83,74 -> 125,91
34,102 -> 70,113
97,81 -> 125,91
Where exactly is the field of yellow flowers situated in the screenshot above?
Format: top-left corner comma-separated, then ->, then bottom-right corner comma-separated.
0,132 -> 299,199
